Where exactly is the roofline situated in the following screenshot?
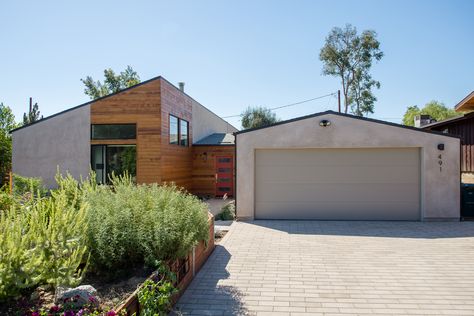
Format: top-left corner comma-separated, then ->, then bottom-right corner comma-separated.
454,90 -> 474,111
421,113 -> 472,129
234,110 -> 460,139
11,75 -> 238,133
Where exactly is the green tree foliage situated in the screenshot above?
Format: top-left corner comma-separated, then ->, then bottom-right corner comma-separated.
0,103 -> 19,186
402,100 -> 458,126
81,65 -> 141,100
320,24 -> 383,116
23,99 -> 43,125
241,106 -> 280,129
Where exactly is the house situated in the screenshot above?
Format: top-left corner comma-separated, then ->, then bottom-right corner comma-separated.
422,91 -> 474,183
11,76 -> 238,198
235,111 -> 460,221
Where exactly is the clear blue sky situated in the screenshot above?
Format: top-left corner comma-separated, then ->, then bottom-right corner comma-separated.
1,0 -> 473,129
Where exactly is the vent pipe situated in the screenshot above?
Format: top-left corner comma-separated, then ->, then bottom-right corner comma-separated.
178,82 -> 185,92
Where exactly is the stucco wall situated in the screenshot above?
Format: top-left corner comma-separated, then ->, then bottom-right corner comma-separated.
236,112 -> 460,221
12,105 -> 91,188
192,103 -> 238,143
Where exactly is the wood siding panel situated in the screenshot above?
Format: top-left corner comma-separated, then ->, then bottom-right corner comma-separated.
192,146 -> 235,197
90,79 -> 162,184
429,117 -> 474,172
160,80 -> 194,190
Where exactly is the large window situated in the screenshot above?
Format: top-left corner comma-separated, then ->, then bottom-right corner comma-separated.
169,115 -> 189,147
91,124 -> 136,140
91,145 -> 136,184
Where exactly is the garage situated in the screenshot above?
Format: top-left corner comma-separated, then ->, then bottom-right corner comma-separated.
235,111 -> 461,221
255,148 -> 420,220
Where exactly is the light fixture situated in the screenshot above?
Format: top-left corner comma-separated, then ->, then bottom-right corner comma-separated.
319,119 -> 331,127
438,144 -> 445,151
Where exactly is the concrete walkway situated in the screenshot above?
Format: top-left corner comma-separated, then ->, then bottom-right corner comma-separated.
174,220 -> 474,315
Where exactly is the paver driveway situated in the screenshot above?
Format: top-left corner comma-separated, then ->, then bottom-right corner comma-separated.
174,221 -> 474,316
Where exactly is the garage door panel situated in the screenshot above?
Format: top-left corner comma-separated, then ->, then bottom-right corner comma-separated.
255,201 -> 420,220
256,165 -> 419,184
256,182 -> 419,203
255,148 -> 420,220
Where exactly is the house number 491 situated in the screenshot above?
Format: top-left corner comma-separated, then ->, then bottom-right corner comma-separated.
438,154 -> 443,172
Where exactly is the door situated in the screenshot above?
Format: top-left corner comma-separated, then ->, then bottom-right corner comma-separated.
255,148 -> 420,220
215,156 -> 234,197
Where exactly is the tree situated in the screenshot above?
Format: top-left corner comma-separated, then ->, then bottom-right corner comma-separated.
241,106 -> 280,129
402,101 -> 458,126
81,65 -> 141,100
0,103 -> 19,186
23,98 -> 43,125
319,24 -> 383,116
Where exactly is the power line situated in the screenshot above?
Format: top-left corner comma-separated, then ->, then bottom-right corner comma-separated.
221,92 -> 338,118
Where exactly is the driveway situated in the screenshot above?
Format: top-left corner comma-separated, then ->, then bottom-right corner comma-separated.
175,221 -> 474,315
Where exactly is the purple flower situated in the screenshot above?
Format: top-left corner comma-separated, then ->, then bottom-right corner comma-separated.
50,305 -> 60,313
106,311 -> 117,316
88,295 -> 96,302
31,312 -> 40,316
63,310 -> 75,316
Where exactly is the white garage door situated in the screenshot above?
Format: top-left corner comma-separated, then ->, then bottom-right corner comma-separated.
255,148 -> 420,220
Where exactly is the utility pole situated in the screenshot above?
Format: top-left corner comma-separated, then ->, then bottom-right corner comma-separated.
337,90 -> 341,113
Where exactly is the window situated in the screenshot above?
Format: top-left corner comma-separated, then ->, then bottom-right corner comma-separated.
169,115 -> 189,147
91,145 -> 136,184
91,124 -> 136,140
169,115 -> 179,145
180,119 -> 189,146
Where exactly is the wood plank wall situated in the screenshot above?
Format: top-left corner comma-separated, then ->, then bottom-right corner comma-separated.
90,79 -> 162,184
192,146 -> 235,197
160,80 -> 194,190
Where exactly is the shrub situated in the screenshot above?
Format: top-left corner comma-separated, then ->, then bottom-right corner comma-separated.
84,174 -> 209,272
0,181 -> 89,300
12,174 -> 47,197
0,187 -> 15,211
215,201 -> 235,221
137,262 -> 177,316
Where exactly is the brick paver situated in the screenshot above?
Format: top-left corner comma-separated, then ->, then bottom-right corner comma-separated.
174,221 -> 474,315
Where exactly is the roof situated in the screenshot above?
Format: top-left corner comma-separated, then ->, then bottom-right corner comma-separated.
422,112 -> 474,129
454,91 -> 474,112
193,133 -> 235,146
10,75 -> 238,133
234,110 -> 460,139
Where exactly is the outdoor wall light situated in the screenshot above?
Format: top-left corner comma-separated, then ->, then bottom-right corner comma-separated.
438,143 -> 445,151
319,119 -> 331,127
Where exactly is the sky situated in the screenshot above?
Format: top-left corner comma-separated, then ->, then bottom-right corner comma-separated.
1,0 -> 473,129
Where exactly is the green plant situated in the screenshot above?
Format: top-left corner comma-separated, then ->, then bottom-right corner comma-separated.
215,201 -> 235,221
0,179 -> 89,300
84,174 -> 209,272
137,263 -> 177,316
12,174 -> 47,197
0,187 -> 15,211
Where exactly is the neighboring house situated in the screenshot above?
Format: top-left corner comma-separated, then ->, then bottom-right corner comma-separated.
422,91 -> 474,184
235,111 -> 460,221
11,76 -> 238,197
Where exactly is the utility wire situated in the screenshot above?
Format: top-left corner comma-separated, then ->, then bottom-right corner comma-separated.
221,92 -> 337,118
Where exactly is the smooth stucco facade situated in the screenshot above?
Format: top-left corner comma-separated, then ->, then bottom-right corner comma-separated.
12,105 -> 91,188
192,103 -> 238,143
236,111 -> 461,221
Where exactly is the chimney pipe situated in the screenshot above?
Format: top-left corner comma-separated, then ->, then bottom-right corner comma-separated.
29,97 -> 32,113
178,82 -> 185,92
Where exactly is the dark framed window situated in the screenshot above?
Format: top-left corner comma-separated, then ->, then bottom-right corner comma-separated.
91,124 -> 136,140
180,119 -> 189,146
91,144 -> 136,184
169,115 -> 179,145
169,115 -> 189,147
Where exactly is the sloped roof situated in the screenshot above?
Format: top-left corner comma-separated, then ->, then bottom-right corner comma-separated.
422,112 -> 474,129
193,133 -> 235,145
234,110 -> 459,138
454,91 -> 474,112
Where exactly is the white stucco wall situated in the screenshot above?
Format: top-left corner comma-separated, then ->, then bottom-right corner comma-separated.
236,112 -> 460,221
192,102 -> 238,142
12,105 -> 91,188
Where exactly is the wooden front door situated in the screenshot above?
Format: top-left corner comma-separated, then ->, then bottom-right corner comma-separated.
215,156 -> 234,197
